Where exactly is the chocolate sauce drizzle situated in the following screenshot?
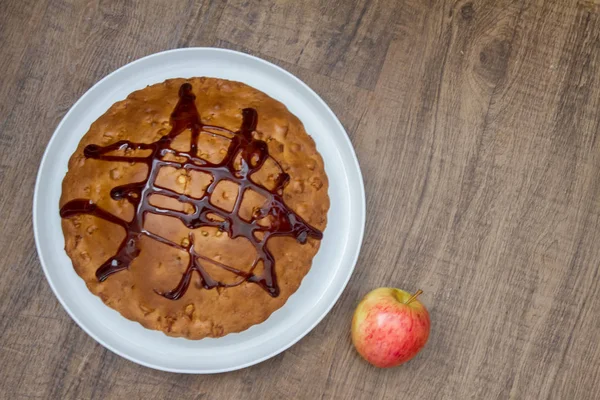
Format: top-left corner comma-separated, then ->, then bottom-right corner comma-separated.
60,83 -> 323,300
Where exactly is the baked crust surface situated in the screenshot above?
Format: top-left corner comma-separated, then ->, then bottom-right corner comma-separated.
59,78 -> 329,339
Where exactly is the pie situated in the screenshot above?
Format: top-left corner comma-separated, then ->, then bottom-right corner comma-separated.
59,78 -> 329,339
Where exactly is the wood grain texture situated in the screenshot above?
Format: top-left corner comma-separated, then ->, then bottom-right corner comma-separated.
1,0 -> 600,398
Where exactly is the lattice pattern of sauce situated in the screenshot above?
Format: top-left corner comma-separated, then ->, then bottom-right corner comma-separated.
60,83 -> 323,300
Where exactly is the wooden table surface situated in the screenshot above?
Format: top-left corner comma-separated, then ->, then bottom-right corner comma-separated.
2,0 -> 600,398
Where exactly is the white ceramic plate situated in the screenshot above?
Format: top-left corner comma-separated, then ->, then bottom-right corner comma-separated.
33,48 -> 365,373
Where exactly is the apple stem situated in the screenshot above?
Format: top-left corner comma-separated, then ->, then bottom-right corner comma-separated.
405,289 -> 423,305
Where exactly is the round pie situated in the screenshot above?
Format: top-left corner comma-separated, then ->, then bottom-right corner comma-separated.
59,77 -> 329,339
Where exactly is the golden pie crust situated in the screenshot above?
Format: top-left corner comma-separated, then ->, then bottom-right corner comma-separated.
59,78 -> 329,339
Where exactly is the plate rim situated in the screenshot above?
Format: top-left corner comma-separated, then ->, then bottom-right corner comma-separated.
33,47 -> 366,373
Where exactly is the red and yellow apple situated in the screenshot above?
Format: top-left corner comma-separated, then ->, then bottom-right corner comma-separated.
351,288 -> 430,368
